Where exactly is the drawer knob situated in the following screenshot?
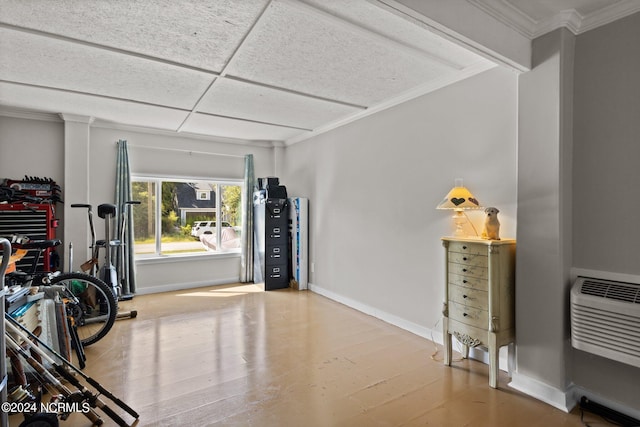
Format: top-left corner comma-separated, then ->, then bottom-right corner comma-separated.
462,245 -> 467,249
463,257 -> 468,261
462,268 -> 467,272
463,280 -> 468,284
463,294 -> 468,299
463,313 -> 468,317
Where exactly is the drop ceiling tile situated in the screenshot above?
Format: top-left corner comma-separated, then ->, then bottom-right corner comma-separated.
303,0 -> 485,69
0,82 -> 189,131
0,0 -> 269,72
197,78 -> 363,129
181,113 -> 306,141
226,0 -> 454,106
0,28 -> 214,110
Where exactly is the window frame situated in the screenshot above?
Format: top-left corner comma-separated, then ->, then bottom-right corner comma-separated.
131,174 -> 243,260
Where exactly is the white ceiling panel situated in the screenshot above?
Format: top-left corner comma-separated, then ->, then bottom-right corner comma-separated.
0,28 -> 214,110
0,0 -> 269,72
303,0 -> 484,69
0,82 -> 189,131
2,0 -> 635,144
226,0 -> 456,106
181,113 -> 307,141
197,78 -> 363,130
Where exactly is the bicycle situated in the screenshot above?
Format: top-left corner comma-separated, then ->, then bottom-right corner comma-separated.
2,235 -> 117,348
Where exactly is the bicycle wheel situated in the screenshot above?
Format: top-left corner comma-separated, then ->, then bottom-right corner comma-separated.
49,272 -> 117,346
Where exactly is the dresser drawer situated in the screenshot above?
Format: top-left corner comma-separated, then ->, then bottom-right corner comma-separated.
448,252 -> 487,268
447,241 -> 486,256
448,262 -> 487,280
449,284 -> 487,310
448,300 -> 488,329
449,273 -> 488,292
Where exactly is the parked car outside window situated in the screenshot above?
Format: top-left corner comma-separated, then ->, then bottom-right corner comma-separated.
191,221 -> 232,238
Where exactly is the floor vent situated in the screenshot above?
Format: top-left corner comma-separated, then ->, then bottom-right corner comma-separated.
570,277 -> 640,368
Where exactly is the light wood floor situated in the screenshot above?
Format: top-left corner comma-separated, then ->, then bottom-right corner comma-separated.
12,283 -> 616,427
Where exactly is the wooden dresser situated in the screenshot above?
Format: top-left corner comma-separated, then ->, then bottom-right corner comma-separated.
441,237 -> 516,388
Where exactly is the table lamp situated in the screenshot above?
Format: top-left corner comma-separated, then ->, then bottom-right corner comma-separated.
436,178 -> 482,237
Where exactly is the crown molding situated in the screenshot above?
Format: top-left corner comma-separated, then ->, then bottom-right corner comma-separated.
468,0 -> 640,39
91,119 -> 275,149
0,106 -> 62,122
577,1 -> 640,34
59,113 -> 95,124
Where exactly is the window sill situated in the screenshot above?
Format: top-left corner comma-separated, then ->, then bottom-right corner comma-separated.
135,250 -> 240,265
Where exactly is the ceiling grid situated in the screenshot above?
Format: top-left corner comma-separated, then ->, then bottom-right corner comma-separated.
0,0 -> 637,144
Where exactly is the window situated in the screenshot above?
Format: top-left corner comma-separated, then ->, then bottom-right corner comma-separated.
131,177 -> 243,257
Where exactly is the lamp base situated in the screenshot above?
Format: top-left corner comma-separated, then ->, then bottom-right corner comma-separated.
452,211 -> 466,237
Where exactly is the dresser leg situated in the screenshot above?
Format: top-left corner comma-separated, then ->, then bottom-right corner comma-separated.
488,332 -> 498,388
443,318 -> 452,366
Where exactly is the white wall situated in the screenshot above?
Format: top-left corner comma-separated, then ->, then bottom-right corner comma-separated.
0,116 -> 64,181
281,66 -> 518,336
0,114 -> 276,293
86,126 -> 275,294
0,115 -> 67,254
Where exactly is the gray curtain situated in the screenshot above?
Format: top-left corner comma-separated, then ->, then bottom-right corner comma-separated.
114,139 -> 137,295
240,154 -> 254,282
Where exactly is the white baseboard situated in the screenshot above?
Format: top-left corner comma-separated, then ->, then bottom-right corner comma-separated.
508,372 -> 575,413
308,282 -> 435,339
135,277 -> 240,295
508,374 -> 640,421
308,282 -> 510,371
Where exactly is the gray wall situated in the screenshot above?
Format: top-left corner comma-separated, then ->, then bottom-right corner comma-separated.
571,12 -> 640,412
281,66 -> 518,336
573,13 -> 640,274
512,27 -> 575,409
513,13 -> 640,417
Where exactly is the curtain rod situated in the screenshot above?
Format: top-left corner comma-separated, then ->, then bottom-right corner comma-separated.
124,143 -> 246,159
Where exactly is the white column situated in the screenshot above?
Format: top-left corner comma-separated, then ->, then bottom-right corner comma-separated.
60,114 -> 94,271
272,141 -> 285,177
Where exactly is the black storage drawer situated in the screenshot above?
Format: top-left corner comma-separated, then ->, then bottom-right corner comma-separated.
266,234 -> 287,246
266,274 -> 289,288
266,199 -> 287,218
265,244 -> 287,263
266,264 -> 286,277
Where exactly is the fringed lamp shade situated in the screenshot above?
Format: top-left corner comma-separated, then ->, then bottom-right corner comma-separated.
436,184 -> 481,210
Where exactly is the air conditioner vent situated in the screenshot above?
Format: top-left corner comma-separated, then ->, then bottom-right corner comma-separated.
581,279 -> 640,303
571,277 -> 640,368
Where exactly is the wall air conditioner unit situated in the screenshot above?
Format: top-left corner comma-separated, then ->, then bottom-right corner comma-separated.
570,277 -> 640,368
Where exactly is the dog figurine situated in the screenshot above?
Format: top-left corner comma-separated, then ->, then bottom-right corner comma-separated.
481,207 -> 500,240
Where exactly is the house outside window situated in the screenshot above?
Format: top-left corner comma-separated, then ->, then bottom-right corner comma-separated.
131,177 -> 242,257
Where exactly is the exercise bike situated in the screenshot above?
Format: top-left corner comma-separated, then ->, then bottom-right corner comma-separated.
71,201 -> 140,320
